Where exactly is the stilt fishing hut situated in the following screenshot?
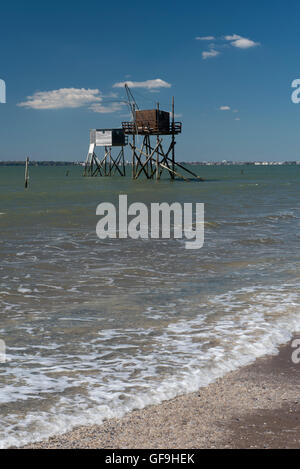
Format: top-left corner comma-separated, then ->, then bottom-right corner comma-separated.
84,128 -> 127,177
122,85 -> 202,181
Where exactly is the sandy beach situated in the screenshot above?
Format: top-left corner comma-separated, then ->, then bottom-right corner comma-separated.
21,336 -> 300,449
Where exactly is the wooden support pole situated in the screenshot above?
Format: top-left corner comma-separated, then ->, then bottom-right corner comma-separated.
171,96 -> 175,180
129,141 -> 151,179
25,157 -> 29,188
132,134 -> 136,179
91,155 -> 102,177
104,147 -> 108,176
108,151 -> 125,177
148,136 -> 153,174
156,102 -> 160,180
159,162 -> 190,182
171,159 -> 204,181
122,147 -> 126,176
109,148 -> 112,176
156,135 -> 160,180
134,138 -> 162,179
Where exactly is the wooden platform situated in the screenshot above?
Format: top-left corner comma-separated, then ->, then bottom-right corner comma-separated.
122,122 -> 182,136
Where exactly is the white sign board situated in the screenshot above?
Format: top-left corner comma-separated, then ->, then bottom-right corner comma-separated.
95,130 -> 112,147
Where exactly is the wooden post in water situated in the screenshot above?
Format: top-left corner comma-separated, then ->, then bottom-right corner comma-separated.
132,103 -> 136,179
171,96 -> 175,180
132,134 -> 136,179
24,157 -> 29,188
156,102 -> 160,180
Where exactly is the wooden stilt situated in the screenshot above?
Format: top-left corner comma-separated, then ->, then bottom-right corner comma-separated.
25,157 -> 29,189
84,146 -> 126,177
156,135 -> 160,180
132,134 -> 136,179
171,96 -> 175,180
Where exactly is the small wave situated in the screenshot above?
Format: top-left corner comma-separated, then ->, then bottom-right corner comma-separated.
233,237 -> 281,246
2,281 -> 300,448
222,211 -> 298,228
17,287 -> 32,294
204,221 -> 220,229
265,212 -> 297,221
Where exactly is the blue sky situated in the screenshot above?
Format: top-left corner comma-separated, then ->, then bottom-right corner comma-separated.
1,0 -> 300,162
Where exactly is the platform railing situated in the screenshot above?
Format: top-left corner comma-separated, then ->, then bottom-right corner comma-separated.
122,121 -> 182,135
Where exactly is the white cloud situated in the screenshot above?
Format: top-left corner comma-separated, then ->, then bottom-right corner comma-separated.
198,34 -> 260,60
18,87 -> 127,114
104,92 -> 119,99
224,34 -> 260,49
195,36 -> 215,41
202,49 -> 220,60
224,34 -> 241,41
113,79 -> 171,90
18,88 -> 103,109
232,38 -> 259,49
89,102 -> 125,114
170,112 -> 183,119
219,106 -> 231,111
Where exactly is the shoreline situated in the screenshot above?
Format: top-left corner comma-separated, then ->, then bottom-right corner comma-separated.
20,335 -> 300,449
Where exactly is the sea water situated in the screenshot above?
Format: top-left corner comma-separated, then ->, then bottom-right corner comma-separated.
1,164 -> 300,447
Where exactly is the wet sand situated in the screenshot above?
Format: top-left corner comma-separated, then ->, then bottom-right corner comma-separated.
22,337 -> 300,449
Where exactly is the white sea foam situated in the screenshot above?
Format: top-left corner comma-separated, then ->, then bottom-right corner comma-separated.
17,287 -> 32,294
1,282 -> 300,448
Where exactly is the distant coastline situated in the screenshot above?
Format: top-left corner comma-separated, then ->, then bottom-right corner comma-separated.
1,160 -> 300,167
0,161 -> 81,166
